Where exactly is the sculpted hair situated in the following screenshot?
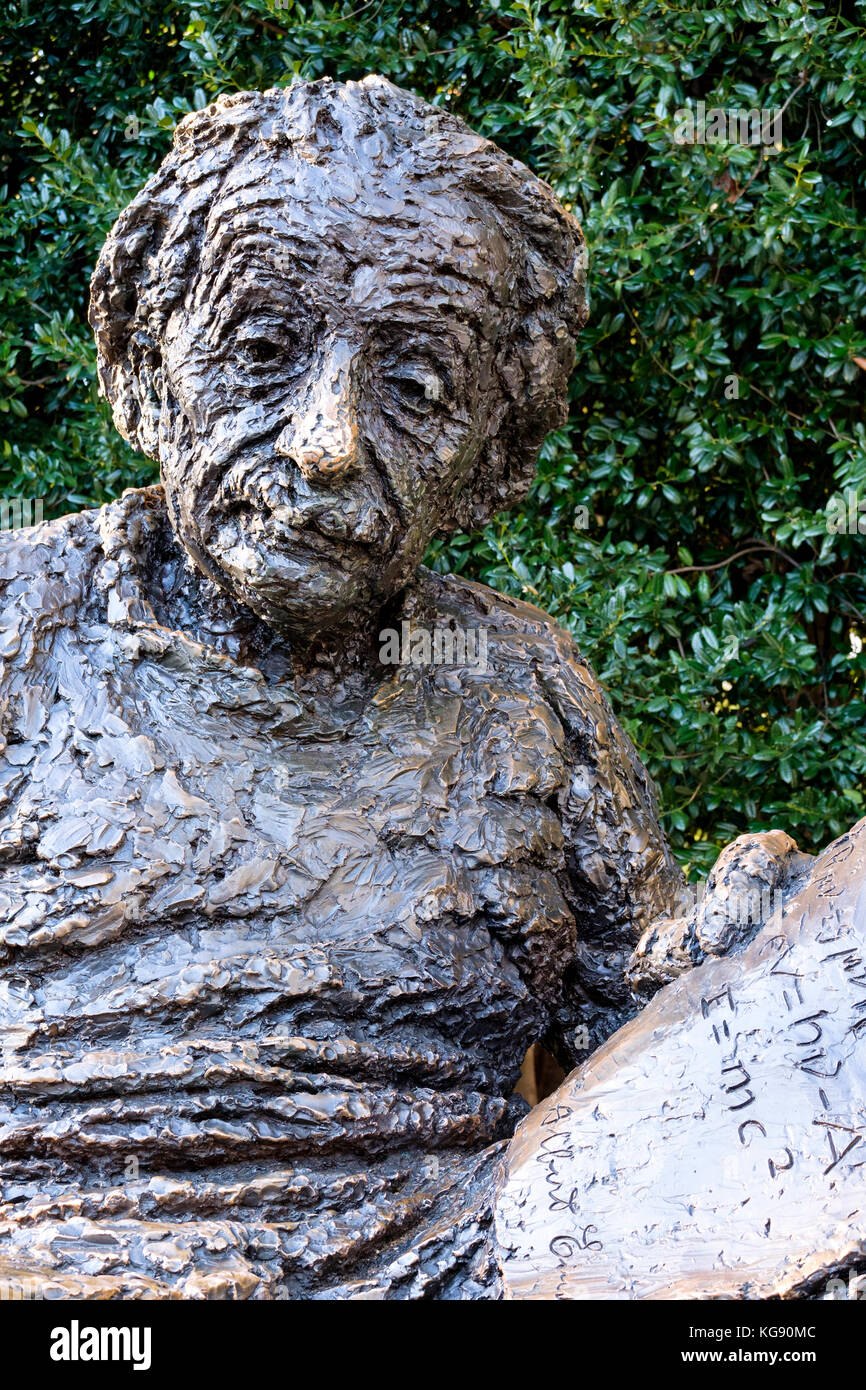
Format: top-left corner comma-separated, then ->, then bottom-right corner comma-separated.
89,74 -> 588,529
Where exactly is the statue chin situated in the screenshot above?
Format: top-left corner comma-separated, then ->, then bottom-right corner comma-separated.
210,542 -> 365,633
170,511 -> 377,641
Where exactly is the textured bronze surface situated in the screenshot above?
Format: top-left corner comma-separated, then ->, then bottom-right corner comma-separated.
0,77 -> 687,1299
495,818 -> 866,1299
5,73 -> 856,1304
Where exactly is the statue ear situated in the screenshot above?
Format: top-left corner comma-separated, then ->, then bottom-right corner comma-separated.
436,318 -> 580,541
431,173 -> 587,540
89,185 -> 182,462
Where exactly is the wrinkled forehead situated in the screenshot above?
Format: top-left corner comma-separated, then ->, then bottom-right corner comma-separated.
191,148 -> 513,329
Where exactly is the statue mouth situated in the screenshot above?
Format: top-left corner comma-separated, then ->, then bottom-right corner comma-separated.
219,493 -> 383,558
214,461 -> 395,553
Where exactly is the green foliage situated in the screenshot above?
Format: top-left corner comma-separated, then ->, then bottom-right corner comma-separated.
2,0 -> 865,873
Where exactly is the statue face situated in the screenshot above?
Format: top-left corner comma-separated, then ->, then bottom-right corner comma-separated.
158,155 -> 511,638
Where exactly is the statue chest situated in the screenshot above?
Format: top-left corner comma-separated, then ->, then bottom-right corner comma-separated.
0,641 -> 576,1048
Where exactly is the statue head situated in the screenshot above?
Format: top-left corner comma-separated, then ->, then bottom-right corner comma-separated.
90,76 -> 587,640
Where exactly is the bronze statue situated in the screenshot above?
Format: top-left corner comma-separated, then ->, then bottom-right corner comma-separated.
0,75 -> 860,1301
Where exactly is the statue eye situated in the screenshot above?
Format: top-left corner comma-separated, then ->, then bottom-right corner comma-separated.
246,339 -> 282,365
395,377 -> 427,402
236,327 -> 304,372
387,369 -> 444,411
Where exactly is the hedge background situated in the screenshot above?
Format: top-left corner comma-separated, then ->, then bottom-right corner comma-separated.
2,0 -> 865,875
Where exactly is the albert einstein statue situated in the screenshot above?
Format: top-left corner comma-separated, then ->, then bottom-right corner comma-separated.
0,77 -> 862,1302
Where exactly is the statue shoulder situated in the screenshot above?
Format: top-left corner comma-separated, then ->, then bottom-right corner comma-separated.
412,566 -> 618,728
413,568 -> 684,1009
0,487 -> 163,630
413,565 -> 575,652
1,503 -> 105,608
0,505 -> 105,729
0,503 -> 103,596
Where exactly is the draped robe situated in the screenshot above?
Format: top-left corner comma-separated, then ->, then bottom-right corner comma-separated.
0,488 -> 681,1298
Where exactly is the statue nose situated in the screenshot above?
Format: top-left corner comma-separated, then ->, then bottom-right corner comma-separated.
275,343 -> 360,482
283,432 -> 356,480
